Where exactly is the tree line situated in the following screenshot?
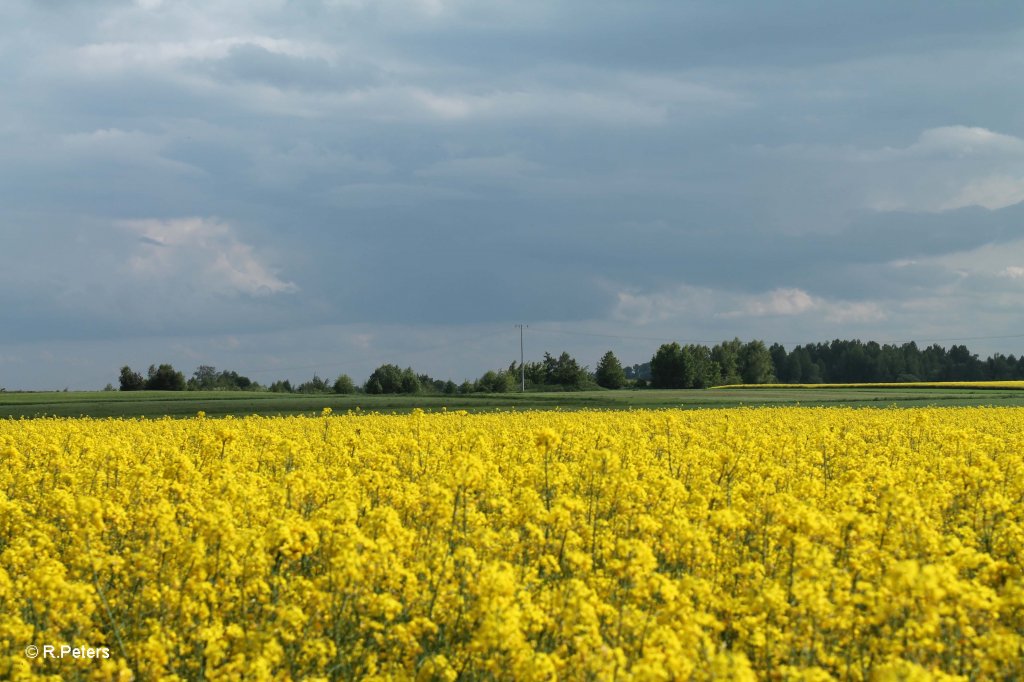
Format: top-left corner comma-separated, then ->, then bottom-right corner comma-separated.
117,337 -> 1024,394
623,339 -> 1024,387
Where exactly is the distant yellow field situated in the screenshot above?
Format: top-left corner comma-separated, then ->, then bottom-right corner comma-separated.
713,380 -> 1024,389
2,408 -> 1023,679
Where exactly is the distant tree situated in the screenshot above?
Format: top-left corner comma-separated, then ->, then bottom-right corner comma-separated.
218,370 -> 253,390
145,364 -> 186,391
400,367 -> 421,394
947,344 -> 983,381
783,348 -> 805,383
507,360 -> 520,381
921,344 -> 947,381
365,364 -> 403,394
333,374 -> 356,394
364,364 -> 420,394
595,351 -> 626,389
900,341 -> 922,379
443,380 -> 458,395
415,373 -> 448,393
711,339 -> 743,385
540,351 -> 588,389
521,361 -> 546,388
738,341 -> 775,384
190,365 -> 218,390
190,366 -> 258,391
119,366 -> 146,391
650,343 -> 685,388
768,343 -> 788,382
298,374 -> 330,393
987,353 -> 1017,381
624,362 -> 652,382
269,379 -> 293,393
103,383 -> 116,392
779,345 -> 821,383
476,370 -> 512,393
685,344 -> 721,388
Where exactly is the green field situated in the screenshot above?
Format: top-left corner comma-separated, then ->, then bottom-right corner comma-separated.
4,385 -> 1024,418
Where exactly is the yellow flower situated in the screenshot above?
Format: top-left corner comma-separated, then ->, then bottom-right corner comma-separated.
0,407 -> 1020,679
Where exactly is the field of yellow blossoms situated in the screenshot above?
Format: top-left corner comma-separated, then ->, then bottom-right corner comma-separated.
1,407 -> 1023,680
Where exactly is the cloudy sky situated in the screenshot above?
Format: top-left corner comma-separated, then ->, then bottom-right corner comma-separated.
4,1 -> 1024,389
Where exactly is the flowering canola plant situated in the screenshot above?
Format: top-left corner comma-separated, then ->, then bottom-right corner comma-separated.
1,407 -> 1022,680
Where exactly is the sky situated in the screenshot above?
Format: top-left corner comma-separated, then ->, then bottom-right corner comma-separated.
4,1 -> 1024,390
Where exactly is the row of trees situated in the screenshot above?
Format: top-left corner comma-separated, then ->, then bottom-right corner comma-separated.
118,362 -> 424,395
625,339 -> 1024,387
647,340 -> 774,389
118,352 -> 613,395
118,365 -> 189,391
118,338 -> 1024,394
767,340 -> 1024,383
118,365 -> 352,394
464,351 -> 628,393
343,353 -> 601,395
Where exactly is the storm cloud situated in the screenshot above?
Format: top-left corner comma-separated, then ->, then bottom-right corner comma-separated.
3,0 -> 1024,388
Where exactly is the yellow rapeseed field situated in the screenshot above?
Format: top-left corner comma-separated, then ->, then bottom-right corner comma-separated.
1,408 -> 1022,680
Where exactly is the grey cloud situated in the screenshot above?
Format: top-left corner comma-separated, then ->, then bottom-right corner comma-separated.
192,43 -> 382,92
5,0 -> 1024,388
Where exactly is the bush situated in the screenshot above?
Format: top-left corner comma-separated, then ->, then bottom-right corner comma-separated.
146,364 -> 186,391
333,374 -> 356,394
119,366 -> 146,391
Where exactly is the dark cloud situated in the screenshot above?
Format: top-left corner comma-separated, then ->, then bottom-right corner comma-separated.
3,0 -> 1024,387
192,43 -> 382,92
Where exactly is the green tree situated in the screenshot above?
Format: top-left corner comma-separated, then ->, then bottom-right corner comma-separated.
145,364 -> 186,391
333,374 -> 356,394
768,343 -> 788,382
365,364 -> 404,394
595,350 -> 626,389
711,339 -> 743,385
189,365 -> 218,390
650,343 -> 685,389
738,340 -> 775,384
400,368 -> 421,394
476,370 -> 512,393
297,374 -> 330,393
269,379 -> 293,393
521,361 -> 546,388
542,351 -> 588,389
118,366 -> 145,391
683,344 -> 719,388
217,370 -> 253,390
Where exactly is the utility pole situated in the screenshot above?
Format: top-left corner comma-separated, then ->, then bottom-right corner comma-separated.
515,324 -> 527,391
